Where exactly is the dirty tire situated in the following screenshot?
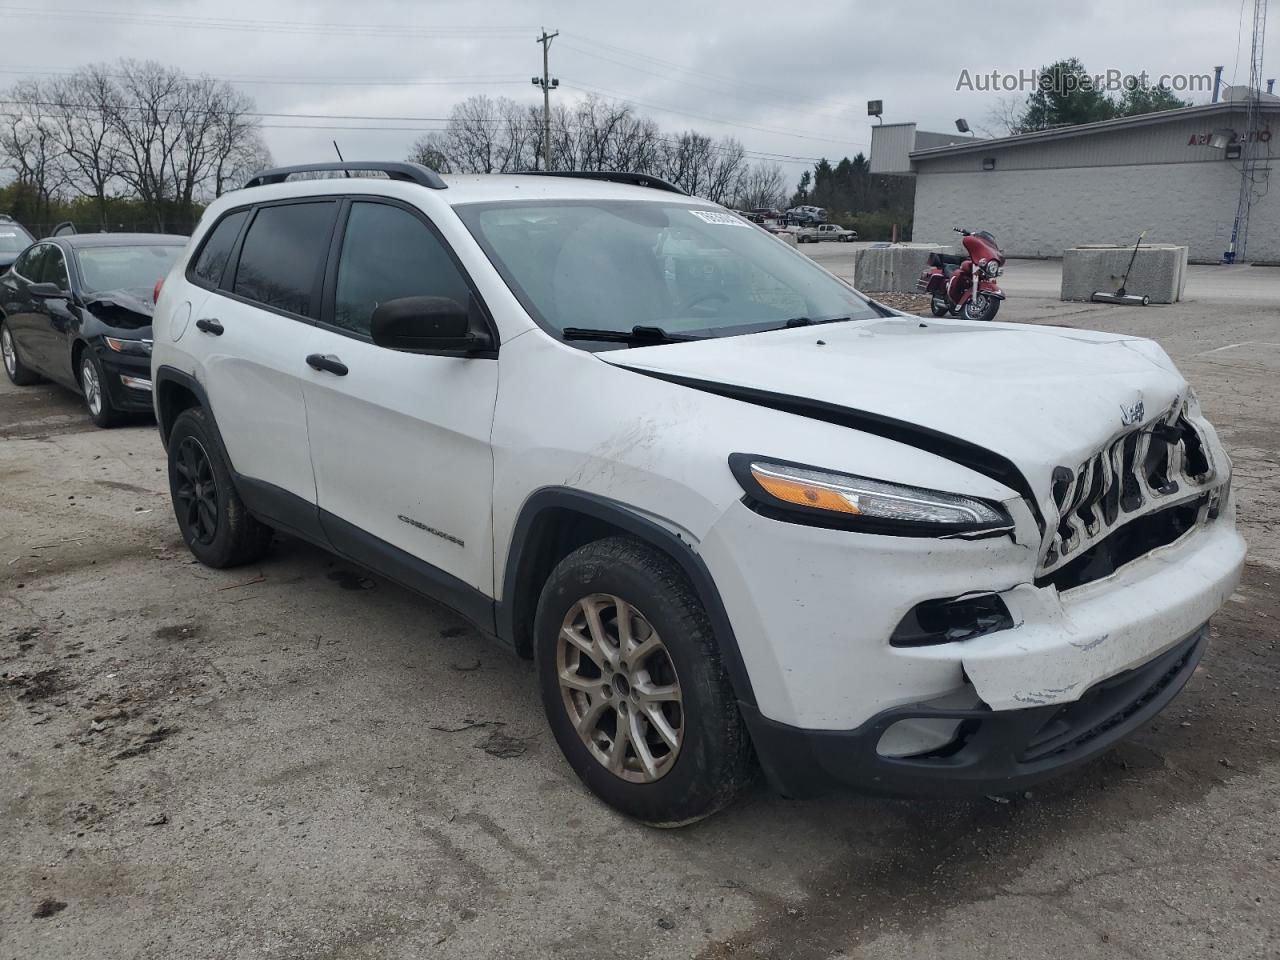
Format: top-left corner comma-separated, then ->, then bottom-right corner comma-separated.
167,406 -> 271,568
534,536 -> 754,826
1,319 -> 41,385
79,351 -> 123,428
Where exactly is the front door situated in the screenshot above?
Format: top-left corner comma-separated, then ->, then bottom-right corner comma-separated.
300,198 -> 499,602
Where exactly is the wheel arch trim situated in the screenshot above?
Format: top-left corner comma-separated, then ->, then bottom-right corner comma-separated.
154,364 -> 213,450
497,487 -> 758,707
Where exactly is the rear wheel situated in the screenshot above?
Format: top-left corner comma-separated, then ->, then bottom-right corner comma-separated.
167,407 -> 272,568
1,320 -> 40,385
79,352 -> 122,428
930,296 -> 951,317
535,537 -> 754,826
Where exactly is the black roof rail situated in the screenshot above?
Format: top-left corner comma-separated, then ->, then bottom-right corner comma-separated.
521,170 -> 688,196
244,161 -> 447,190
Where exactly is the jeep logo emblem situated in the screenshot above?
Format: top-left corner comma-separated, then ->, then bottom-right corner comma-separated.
1121,399 -> 1145,426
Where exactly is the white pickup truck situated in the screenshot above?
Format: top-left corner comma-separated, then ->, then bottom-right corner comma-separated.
793,223 -> 858,243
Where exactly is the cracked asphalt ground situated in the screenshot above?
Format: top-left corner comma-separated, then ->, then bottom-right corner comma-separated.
3,266 -> 1278,959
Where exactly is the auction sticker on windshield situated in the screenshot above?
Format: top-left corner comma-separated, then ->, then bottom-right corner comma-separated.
689,210 -> 752,227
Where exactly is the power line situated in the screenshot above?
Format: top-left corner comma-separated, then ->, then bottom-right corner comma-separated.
0,5 -> 536,39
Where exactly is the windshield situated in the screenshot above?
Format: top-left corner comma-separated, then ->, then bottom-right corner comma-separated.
455,200 -> 879,344
0,224 -> 33,255
75,244 -> 182,295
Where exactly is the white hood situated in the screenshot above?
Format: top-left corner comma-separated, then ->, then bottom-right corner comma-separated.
601,316 -> 1188,510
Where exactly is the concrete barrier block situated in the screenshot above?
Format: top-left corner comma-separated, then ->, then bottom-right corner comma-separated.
1061,244 -> 1189,303
850,244 -> 948,293
775,230 -> 797,247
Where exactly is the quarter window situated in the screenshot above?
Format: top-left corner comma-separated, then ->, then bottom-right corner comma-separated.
333,202 -> 473,337
192,209 -> 248,288
233,202 -> 337,317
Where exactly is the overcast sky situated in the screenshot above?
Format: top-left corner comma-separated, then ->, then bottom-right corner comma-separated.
3,0 -> 1274,185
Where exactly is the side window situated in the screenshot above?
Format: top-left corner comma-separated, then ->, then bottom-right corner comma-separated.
43,246 -> 69,289
233,201 -> 337,317
332,202 -> 473,337
13,244 -> 41,280
192,209 -> 248,288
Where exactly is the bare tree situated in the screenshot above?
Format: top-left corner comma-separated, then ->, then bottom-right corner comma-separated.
732,162 -> 786,210
45,67 -> 123,229
0,79 -> 61,224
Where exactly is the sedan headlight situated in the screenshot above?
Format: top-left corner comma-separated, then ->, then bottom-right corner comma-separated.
103,336 -> 152,356
730,456 -> 1013,536
984,260 -> 1001,277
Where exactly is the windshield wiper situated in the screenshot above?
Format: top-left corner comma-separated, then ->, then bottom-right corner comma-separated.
782,315 -> 853,328
561,325 -> 703,345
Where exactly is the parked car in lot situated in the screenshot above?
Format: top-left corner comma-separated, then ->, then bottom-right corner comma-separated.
785,204 -> 827,224
151,162 -> 1243,825
0,214 -> 35,274
794,223 -> 858,243
1,234 -> 185,426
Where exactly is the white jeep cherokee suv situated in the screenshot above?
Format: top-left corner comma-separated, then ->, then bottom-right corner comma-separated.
151,162 -> 1244,825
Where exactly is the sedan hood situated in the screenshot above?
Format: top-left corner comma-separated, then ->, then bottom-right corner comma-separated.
601,316 -> 1188,510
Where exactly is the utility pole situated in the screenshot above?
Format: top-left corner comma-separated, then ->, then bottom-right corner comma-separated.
533,28 -> 559,171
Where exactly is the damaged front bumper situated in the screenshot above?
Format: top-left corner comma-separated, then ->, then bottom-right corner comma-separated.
700,486 -> 1245,798
742,624 -> 1207,797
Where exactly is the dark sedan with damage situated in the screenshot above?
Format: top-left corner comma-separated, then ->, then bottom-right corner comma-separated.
1,233 -> 185,427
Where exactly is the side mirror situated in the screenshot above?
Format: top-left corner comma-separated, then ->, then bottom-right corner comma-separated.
370,295 -> 494,355
28,281 -> 68,300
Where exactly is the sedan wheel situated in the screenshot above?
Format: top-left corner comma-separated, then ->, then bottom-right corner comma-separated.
557,593 -> 684,783
81,356 -> 103,416
1,321 -> 39,385
1,326 -> 15,377
79,352 -> 121,427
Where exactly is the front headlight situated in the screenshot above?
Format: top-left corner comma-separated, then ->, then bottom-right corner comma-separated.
103,336 -> 152,356
730,456 -> 1013,536
984,260 -> 1000,277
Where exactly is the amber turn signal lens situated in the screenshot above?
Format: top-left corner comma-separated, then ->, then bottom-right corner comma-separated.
752,467 -> 860,514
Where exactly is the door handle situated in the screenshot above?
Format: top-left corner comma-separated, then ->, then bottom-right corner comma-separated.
195,317 -> 224,335
305,353 -> 348,376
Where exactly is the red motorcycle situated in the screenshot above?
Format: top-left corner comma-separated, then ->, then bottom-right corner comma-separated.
917,227 -> 1006,321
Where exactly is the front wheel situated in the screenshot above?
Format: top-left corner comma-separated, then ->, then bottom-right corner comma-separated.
79,352 -> 122,428
534,537 -> 754,826
962,293 -> 1000,322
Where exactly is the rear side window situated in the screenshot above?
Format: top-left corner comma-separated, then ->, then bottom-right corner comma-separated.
332,201 -> 473,336
233,202 -> 337,317
192,210 -> 248,288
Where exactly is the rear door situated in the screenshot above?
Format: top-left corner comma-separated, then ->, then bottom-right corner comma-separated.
29,244 -> 77,384
301,198 -> 499,599
195,200 -> 339,525
0,245 -> 47,370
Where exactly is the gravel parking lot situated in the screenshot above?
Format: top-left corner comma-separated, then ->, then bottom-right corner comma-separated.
3,264 -> 1278,959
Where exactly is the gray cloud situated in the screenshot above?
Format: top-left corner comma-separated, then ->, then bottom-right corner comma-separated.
1,0 -> 1268,187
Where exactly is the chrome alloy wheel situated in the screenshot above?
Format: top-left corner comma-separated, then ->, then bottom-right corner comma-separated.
81,357 -> 102,415
1,326 -> 15,377
557,594 -> 683,783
